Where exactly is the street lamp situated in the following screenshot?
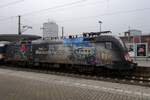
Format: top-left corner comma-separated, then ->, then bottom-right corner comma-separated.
98,21 -> 102,32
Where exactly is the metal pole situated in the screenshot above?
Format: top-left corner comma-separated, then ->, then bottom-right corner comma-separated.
100,24 -> 101,32
128,26 -> 131,43
99,21 -> 102,32
18,15 -> 21,35
62,26 -> 64,38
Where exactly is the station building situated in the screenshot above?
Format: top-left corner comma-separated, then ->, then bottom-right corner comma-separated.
120,29 -> 150,58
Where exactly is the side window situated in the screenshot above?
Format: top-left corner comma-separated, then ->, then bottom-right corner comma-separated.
105,42 -> 112,49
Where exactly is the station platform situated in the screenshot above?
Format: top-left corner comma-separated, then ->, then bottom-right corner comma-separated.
136,60 -> 150,67
0,68 -> 149,100
132,57 -> 150,67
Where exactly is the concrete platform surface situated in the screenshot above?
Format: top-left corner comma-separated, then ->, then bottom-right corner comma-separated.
0,68 -> 150,100
136,60 -> 150,67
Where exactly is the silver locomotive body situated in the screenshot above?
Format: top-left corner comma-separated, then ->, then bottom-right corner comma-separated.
5,33 -> 136,70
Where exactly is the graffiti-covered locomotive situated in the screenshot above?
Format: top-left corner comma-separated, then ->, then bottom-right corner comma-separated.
5,32 -> 136,70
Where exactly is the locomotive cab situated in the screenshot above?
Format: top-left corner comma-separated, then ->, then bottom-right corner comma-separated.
111,36 -> 137,70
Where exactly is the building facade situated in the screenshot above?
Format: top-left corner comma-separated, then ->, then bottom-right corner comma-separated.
43,22 -> 58,39
120,29 -> 150,57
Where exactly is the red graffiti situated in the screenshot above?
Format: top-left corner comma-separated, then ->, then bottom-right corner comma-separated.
20,44 -> 28,52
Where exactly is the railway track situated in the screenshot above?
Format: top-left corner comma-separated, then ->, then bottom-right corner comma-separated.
0,64 -> 150,87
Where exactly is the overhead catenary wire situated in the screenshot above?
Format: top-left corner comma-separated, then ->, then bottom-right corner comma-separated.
0,0 -> 24,9
22,0 -> 87,16
19,7 -> 150,24
58,7 -> 150,23
15,0 -> 150,22
0,1 -> 150,23
17,6 -> 150,33
21,0 -> 107,18
0,0 -> 87,22
0,16 -> 17,22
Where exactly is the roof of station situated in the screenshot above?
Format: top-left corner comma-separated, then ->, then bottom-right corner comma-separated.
0,34 -> 41,42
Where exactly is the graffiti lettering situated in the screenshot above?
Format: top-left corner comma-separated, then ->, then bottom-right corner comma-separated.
35,47 -> 49,55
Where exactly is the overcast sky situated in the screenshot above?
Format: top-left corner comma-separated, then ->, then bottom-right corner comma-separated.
0,0 -> 150,36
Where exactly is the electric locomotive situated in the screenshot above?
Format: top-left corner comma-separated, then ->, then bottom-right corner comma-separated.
5,31 -> 137,70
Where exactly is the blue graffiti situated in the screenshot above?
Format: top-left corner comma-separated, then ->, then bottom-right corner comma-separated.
64,37 -> 91,47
